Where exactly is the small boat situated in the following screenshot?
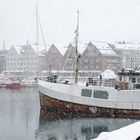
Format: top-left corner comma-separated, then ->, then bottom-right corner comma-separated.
0,76 -> 26,89
5,82 -> 26,89
38,12 -> 140,119
20,77 -> 37,87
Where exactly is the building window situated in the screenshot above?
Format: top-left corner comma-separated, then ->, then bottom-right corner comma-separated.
138,78 -> 140,83
132,78 -> 136,83
93,90 -> 108,99
81,89 -> 92,97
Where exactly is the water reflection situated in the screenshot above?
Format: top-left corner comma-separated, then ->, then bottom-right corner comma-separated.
36,118 -> 138,140
0,88 -> 40,140
0,88 -> 138,140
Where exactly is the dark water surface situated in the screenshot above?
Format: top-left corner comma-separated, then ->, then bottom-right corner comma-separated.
0,88 -> 138,140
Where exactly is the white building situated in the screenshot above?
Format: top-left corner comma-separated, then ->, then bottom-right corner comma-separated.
114,43 -> 140,69
6,44 -> 38,76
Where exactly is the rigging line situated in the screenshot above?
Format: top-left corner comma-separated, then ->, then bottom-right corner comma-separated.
37,11 -> 47,52
62,45 -> 74,71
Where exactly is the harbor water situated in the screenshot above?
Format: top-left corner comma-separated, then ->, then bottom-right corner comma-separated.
0,87 -> 138,140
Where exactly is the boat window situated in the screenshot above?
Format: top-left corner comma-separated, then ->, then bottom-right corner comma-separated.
93,90 -> 108,99
81,89 -> 92,97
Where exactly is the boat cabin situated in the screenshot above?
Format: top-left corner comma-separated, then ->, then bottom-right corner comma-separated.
86,69 -> 117,87
117,69 -> 140,90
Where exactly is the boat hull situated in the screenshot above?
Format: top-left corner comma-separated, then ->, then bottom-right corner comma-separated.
5,83 -> 26,89
39,91 -> 140,120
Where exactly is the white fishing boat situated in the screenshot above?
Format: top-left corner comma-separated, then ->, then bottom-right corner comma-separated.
38,12 -> 140,119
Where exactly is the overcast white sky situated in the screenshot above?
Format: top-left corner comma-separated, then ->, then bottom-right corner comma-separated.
1,0 -> 140,50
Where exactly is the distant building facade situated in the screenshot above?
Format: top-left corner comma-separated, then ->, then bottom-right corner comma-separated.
79,42 -> 121,72
79,42 -> 101,70
63,43 -> 76,71
6,44 -> 38,75
45,44 -> 63,71
0,50 -> 8,73
113,42 -> 140,69
38,50 -> 47,72
7,41 -> 140,76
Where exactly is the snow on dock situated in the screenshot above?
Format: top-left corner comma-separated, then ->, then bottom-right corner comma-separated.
92,121 -> 140,140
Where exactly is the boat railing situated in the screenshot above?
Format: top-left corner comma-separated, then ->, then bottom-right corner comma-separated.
86,77 -> 117,87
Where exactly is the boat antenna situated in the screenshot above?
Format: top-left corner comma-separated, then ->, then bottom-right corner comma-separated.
74,10 -> 80,84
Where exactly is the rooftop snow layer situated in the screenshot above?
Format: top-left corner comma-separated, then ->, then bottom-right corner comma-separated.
92,42 -> 117,56
114,43 -> 140,50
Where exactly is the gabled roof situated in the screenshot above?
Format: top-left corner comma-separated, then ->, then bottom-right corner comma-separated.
54,43 -> 68,56
46,44 -> 65,57
92,41 -> 117,56
14,46 -> 21,54
33,43 -> 68,56
31,42 -> 86,56
9,46 -> 20,55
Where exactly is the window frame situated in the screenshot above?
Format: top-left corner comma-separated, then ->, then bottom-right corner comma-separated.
81,89 -> 92,97
93,90 -> 109,99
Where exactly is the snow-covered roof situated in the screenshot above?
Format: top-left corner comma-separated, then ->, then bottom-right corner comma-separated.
101,69 -> 117,79
28,42 -> 86,56
56,43 -> 86,55
114,43 -> 140,51
93,121 -> 140,140
54,43 -> 68,56
8,46 -> 20,55
13,45 -> 38,55
11,46 -> 21,55
35,43 -> 68,56
92,42 -> 117,56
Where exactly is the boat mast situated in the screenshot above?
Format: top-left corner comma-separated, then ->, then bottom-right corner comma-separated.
74,11 -> 79,84
36,4 -> 39,77
36,4 -> 39,55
